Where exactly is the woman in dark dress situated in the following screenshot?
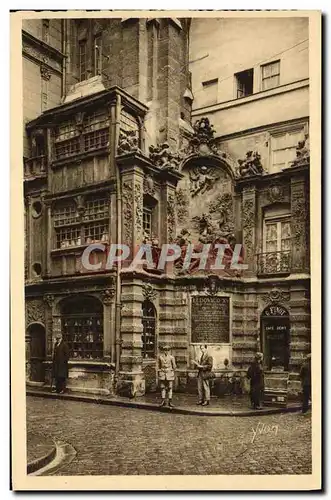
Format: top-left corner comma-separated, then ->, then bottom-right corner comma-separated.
247,352 -> 264,410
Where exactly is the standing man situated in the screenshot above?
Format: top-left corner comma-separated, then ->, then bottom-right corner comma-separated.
158,345 -> 176,408
52,333 -> 70,394
300,353 -> 311,414
193,345 -> 213,406
247,352 -> 264,410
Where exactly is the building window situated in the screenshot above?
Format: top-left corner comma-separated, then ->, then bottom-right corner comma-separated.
143,207 -> 152,239
53,197 -> 109,249
94,34 -> 102,76
261,60 -> 280,91
61,296 -> 104,360
79,40 -> 87,82
257,206 -> 292,275
141,300 -> 156,359
235,69 -> 254,98
270,129 -> 305,172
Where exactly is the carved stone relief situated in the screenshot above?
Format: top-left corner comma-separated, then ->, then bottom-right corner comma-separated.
118,129 -> 140,155
242,197 -> 255,262
122,180 -> 133,247
26,299 -> 45,326
134,182 -> 143,243
167,193 -> 176,243
236,151 -> 264,178
261,289 -> 291,304
142,283 -> 157,302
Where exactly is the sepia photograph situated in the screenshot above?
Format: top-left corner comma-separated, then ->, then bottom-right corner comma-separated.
11,9 -> 321,490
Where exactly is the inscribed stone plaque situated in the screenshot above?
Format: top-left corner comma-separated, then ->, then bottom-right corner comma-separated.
191,296 -> 230,344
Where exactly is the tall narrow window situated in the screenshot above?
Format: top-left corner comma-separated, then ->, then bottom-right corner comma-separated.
270,129 -> 305,172
143,207 -> 152,239
79,40 -> 87,82
94,34 -> 102,76
235,69 -> 254,98
141,301 -> 156,359
261,60 -> 280,91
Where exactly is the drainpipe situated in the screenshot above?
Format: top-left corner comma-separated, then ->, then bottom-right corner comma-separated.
113,93 -> 122,382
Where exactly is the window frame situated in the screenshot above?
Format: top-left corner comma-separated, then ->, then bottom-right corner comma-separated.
269,127 -> 305,172
141,300 -> 156,360
261,60 -> 280,91
234,68 -> 254,99
79,39 -> 88,82
263,214 -> 292,254
94,34 -> 103,76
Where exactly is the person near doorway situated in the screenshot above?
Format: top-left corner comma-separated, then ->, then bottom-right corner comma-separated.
247,352 -> 264,410
193,344 -> 213,406
52,333 -> 70,394
300,353 -> 311,414
158,345 -> 176,408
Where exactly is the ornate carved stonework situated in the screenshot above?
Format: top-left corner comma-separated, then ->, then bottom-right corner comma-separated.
291,190 -> 307,249
167,193 -> 176,243
188,165 -> 221,197
175,187 -> 189,224
149,142 -> 182,171
135,182 -> 143,243
242,198 -> 255,260
267,183 -> 286,204
143,176 -> 155,197
183,117 -> 228,159
43,294 -> 54,308
236,151 -> 264,178
118,129 -> 139,155
142,283 -> 157,302
40,64 -> 51,80
208,192 -> 234,237
292,135 -> 310,167
102,288 -> 115,305
122,181 -> 133,246
26,299 -> 45,326
261,289 -> 291,304
205,275 -> 220,296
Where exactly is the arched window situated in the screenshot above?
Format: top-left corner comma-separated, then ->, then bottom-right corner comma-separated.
61,296 -> 103,360
141,300 -> 156,359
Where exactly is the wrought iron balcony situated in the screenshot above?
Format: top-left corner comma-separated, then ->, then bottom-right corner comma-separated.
257,251 -> 292,276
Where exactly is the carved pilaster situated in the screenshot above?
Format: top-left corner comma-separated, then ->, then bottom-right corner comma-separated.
122,179 -> 133,249
242,187 -> 257,275
291,178 -> 308,272
25,299 -> 45,327
134,180 -> 144,246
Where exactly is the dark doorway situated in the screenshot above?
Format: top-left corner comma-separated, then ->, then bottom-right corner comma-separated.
28,323 -> 46,382
261,305 -> 290,371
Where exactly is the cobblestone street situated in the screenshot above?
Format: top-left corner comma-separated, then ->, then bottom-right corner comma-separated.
27,396 -> 312,475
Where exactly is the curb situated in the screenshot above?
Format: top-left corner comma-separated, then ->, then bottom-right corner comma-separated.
27,389 -> 303,417
27,439 -> 57,475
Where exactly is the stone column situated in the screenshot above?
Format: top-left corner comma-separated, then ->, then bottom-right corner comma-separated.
241,185 -> 257,276
117,280 -> 145,396
102,286 -> 115,362
291,176 -> 309,273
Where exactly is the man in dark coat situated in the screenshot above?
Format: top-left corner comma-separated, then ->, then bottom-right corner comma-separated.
300,353 -> 311,413
193,345 -> 213,406
247,352 -> 264,410
52,333 -> 70,394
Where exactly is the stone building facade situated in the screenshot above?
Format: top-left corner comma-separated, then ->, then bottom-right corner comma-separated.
24,16 -> 310,402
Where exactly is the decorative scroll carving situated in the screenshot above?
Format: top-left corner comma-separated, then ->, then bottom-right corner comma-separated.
291,190 -> 306,249
43,294 -> 54,308
242,198 -> 255,260
118,129 -> 139,155
236,151 -> 264,178
40,64 -> 51,80
135,182 -> 143,242
183,117 -> 228,158
175,187 -> 189,224
261,289 -> 291,304
292,135 -> 310,167
188,165 -> 221,197
122,181 -> 133,246
149,142 -> 182,171
102,288 -> 115,305
143,176 -> 155,196
26,299 -> 45,326
142,283 -> 157,302
167,193 -> 176,243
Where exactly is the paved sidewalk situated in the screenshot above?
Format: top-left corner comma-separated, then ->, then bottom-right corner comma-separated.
27,431 -> 56,474
26,386 -> 302,416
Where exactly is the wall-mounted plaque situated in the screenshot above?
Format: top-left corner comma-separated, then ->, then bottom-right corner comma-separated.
191,296 -> 230,344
